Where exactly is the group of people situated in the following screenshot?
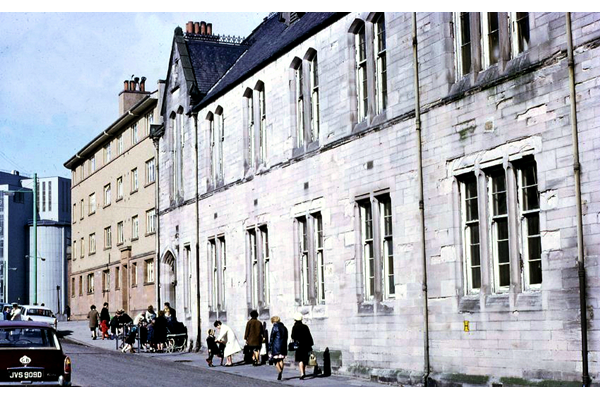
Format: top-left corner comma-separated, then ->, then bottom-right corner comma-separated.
87,302 -> 182,353
2,303 -> 22,321
206,311 -> 315,381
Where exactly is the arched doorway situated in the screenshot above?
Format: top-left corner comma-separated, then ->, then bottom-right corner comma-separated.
162,250 -> 177,308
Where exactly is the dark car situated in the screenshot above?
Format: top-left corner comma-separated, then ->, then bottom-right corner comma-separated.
0,320 -> 71,386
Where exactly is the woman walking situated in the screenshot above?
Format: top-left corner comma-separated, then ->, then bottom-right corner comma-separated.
87,305 -> 99,340
269,316 -> 288,380
244,310 -> 264,366
291,312 -> 313,380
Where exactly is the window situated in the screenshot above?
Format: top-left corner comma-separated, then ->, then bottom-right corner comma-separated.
131,168 -> 138,192
115,266 -> 120,290
519,162 -> 541,290
79,276 -> 83,296
73,240 -> 77,259
297,213 -> 325,305
102,270 -> 110,292
73,203 -> 76,221
146,158 -> 155,184
104,143 -> 111,164
90,156 -> 96,174
146,209 -> 156,234
131,263 -> 138,287
458,159 -> 542,295
481,12 -> 502,68
146,111 -> 154,135
132,215 -> 139,240
71,277 -> 75,298
87,273 -> 94,294
89,193 -> 96,215
489,170 -> 510,292
244,89 -> 255,170
309,54 -> 320,141
116,177 -> 123,200
354,21 -> 368,122
132,122 -> 139,145
104,226 -> 112,249
511,12 -> 530,56
358,193 -> 395,301
80,199 -> 84,220
208,113 -> 216,182
48,181 -> 52,212
104,184 -> 111,207
258,84 -> 267,163
217,109 -> 224,181
247,226 -> 270,310
117,134 -> 124,155
80,237 -> 84,258
454,12 -> 472,77
42,182 -> 46,212
145,259 -> 155,283
208,236 -> 226,313
117,221 -> 124,245
373,13 -> 387,114
292,50 -> 320,148
294,60 -> 305,147
461,177 -> 481,294
89,233 -> 96,255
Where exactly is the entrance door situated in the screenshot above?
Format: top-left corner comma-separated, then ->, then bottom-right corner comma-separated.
121,264 -> 128,313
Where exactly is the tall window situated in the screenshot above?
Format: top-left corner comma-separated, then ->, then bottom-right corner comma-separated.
489,171 -> 510,292
79,275 -> 83,296
216,110 -> 224,181
454,12 -> 472,77
247,225 -> 270,310
117,134 -> 124,155
208,236 -> 226,314
104,143 -> 111,164
42,182 -> 46,212
90,156 -> 96,174
116,177 -> 123,200
461,177 -> 481,294
89,233 -> 96,255
208,113 -> 216,182
293,50 -> 320,148
309,54 -> 320,141
519,162 -> 541,289
146,209 -> 156,234
89,193 -> 96,215
297,213 -> 325,305
104,184 -> 111,207
87,273 -> 94,294
102,270 -> 110,292
244,90 -> 255,170
80,237 -> 84,259
373,13 -> 387,114
295,61 -> 305,147
117,221 -> 124,245
104,226 -> 112,249
115,266 -> 120,290
131,263 -> 138,287
132,122 -> 139,145
132,215 -> 139,240
358,193 -> 395,301
131,168 -> 138,192
146,158 -> 156,184
146,111 -> 154,135
511,12 -> 530,56
145,259 -> 155,283
72,240 -> 77,259
80,199 -> 84,220
354,21 -> 368,122
481,12 -> 501,68
258,85 -> 267,163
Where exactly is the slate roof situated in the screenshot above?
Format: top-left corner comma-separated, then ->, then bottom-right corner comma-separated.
193,12 -> 347,111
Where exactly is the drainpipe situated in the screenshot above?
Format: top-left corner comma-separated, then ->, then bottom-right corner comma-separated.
152,131 -> 162,311
193,112 -> 201,351
565,12 -> 591,387
412,12 -> 430,386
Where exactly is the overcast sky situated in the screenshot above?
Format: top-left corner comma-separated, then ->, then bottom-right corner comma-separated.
0,11 -> 268,179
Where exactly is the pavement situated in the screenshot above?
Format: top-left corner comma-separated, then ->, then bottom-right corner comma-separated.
57,320 -> 385,387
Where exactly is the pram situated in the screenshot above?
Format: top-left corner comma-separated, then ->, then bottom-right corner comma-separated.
165,321 -> 187,353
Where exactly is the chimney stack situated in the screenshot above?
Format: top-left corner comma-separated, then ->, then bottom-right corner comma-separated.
119,75 -> 149,115
207,23 -> 212,36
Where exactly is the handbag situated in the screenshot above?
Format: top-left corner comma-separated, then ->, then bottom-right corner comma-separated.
260,342 -> 267,356
288,341 -> 299,351
308,352 -> 318,366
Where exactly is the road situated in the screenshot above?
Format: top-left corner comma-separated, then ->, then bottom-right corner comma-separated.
62,340 -> 282,387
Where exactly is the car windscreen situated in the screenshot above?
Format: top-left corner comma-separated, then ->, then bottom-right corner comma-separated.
0,327 -> 60,349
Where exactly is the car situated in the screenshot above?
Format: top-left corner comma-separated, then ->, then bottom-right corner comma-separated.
20,306 -> 57,330
0,320 -> 71,386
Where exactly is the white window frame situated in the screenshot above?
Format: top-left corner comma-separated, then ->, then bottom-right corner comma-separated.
297,212 -> 325,306
453,12 -> 472,78
132,122 -> 139,145
89,193 -> 96,215
354,22 -> 368,122
104,143 -> 111,164
460,177 -> 482,295
131,168 -> 138,192
132,215 -> 139,240
146,208 -> 156,234
104,226 -> 112,249
488,170 -> 510,293
510,12 -> 530,57
146,158 -> 156,184
258,87 -> 267,163
373,13 -> 387,114
517,162 -> 542,291
104,184 -> 111,207
89,233 -> 96,255
309,54 -> 320,141
117,221 -> 124,245
145,259 -> 155,283
116,176 -> 123,200
117,134 -> 124,155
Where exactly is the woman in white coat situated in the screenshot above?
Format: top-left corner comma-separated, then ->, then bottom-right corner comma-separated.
214,320 -> 242,366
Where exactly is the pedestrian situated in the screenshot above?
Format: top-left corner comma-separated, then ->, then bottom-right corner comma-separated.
291,312 -> 314,380
10,303 -> 22,321
164,302 -> 176,320
65,305 -> 71,321
214,320 -> 242,366
145,305 -> 156,321
153,310 -> 168,352
121,325 -> 137,353
269,316 -> 288,381
87,305 -> 99,340
100,302 -> 110,328
100,319 -> 110,340
244,310 -> 264,366
205,328 -> 224,367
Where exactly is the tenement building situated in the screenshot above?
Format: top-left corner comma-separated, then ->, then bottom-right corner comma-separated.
65,77 -> 162,319
156,13 -> 600,386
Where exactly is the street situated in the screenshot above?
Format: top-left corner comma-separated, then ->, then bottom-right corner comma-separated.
62,340 -> 282,387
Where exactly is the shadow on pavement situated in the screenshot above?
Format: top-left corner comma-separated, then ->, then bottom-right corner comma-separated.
57,329 -> 73,339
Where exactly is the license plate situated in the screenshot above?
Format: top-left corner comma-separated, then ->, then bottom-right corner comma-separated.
8,370 -> 44,380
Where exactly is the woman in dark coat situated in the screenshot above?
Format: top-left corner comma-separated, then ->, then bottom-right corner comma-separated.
269,316 -> 288,380
152,310 -> 168,352
290,312 -> 313,380
244,310 -> 264,366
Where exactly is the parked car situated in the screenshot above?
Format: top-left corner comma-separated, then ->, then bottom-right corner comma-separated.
0,320 -> 71,386
20,306 -> 57,330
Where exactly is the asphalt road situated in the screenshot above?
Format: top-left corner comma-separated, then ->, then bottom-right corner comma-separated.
62,340 -> 282,387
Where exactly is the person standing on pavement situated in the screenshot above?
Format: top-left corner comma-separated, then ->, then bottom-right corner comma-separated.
214,320 -> 242,366
205,328 -> 224,367
164,302 -> 176,320
291,312 -> 314,380
153,310 -> 168,352
244,310 -> 264,366
145,305 -> 156,321
269,316 -> 288,381
87,305 -> 99,340
100,302 -> 110,328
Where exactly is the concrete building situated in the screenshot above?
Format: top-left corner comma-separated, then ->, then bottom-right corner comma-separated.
156,13 -> 599,386
64,77 -> 163,319
0,170 -> 32,304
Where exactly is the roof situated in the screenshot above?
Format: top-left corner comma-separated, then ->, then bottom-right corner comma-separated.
0,320 -> 56,330
194,12 -> 347,111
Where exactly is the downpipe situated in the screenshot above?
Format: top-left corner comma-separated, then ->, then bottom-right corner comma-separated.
565,13 -> 591,387
412,12 -> 431,386
193,112 -> 202,352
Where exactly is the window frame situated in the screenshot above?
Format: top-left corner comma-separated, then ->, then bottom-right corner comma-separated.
132,215 -> 139,240
104,226 -> 112,250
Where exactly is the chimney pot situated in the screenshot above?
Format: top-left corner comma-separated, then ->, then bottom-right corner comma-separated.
200,21 -> 206,35
140,77 -> 146,92
129,80 -> 135,91
207,23 -> 212,36
194,22 -> 200,34
124,80 -> 129,91
186,21 -> 193,33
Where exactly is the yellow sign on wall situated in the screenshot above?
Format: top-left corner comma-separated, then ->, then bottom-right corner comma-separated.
464,320 -> 470,332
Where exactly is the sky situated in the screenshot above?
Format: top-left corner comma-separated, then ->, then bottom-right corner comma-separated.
0,11 -> 269,179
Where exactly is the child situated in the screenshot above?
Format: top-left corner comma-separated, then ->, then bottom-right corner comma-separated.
121,326 -> 137,353
100,319 -> 110,340
206,328 -> 224,367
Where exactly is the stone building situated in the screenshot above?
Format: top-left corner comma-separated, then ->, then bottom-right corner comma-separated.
157,13 -> 599,386
64,78 -> 162,319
